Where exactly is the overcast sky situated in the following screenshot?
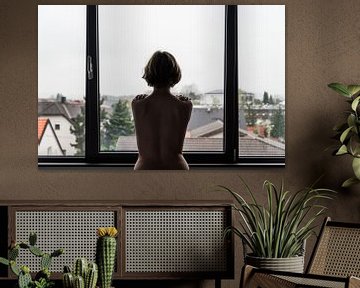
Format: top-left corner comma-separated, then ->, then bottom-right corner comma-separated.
38,5 -> 284,99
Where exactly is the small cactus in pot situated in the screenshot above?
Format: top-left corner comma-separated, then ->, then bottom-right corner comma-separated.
62,260 -> 98,288
96,227 -> 118,288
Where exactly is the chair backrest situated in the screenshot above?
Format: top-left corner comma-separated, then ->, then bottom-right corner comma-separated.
307,217 -> 360,277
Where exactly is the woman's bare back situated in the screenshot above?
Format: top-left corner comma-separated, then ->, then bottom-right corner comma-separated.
132,92 -> 192,170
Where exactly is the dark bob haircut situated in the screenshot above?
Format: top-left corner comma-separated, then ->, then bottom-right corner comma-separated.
142,51 -> 181,88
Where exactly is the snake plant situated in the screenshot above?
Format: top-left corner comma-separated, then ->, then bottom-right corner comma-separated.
328,83 -> 360,187
220,178 -> 335,258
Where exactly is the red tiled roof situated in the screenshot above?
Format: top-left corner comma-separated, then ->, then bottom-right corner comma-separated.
38,118 -> 48,143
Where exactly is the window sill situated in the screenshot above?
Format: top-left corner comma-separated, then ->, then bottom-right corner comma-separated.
38,160 -> 285,169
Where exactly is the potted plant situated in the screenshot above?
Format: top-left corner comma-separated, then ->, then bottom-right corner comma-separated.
328,83 -> 360,187
220,179 -> 335,273
0,232 -> 63,288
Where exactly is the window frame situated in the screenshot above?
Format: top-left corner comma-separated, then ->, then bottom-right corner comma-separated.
38,5 -> 285,167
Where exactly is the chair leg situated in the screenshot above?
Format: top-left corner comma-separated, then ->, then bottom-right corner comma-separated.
240,265 -> 255,288
349,276 -> 360,288
240,265 -> 296,288
215,278 -> 221,288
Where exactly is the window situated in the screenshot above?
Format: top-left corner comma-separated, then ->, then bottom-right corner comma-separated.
38,5 -> 285,166
98,6 -> 225,153
238,6 -> 285,159
38,5 -> 86,157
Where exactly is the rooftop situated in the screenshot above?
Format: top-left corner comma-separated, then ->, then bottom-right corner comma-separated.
38,117 -> 48,143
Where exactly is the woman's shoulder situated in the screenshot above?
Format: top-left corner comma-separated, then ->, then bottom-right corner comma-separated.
132,94 -> 149,108
175,95 -> 192,109
132,94 -> 148,102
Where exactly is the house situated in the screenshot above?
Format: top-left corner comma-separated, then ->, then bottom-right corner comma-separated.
200,89 -> 224,107
38,118 -> 64,156
38,98 -> 83,155
116,120 -> 285,157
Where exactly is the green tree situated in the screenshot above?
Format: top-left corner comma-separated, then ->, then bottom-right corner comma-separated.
103,99 -> 134,150
269,95 -> 274,105
70,106 -> 85,156
263,91 -> 269,104
70,98 -> 108,155
271,107 -> 285,139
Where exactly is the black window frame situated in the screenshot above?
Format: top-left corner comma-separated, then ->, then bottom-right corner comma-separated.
38,5 -> 285,167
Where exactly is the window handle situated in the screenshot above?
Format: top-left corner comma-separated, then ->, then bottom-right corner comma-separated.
87,55 -> 94,80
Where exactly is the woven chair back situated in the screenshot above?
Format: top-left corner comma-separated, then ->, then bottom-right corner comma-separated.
308,219 -> 360,278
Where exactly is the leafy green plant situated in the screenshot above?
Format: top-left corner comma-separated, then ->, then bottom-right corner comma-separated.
0,232 -> 63,288
220,179 -> 335,258
328,83 -> 360,187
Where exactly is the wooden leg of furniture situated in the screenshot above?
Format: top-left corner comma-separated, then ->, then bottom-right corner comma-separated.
349,276 -> 360,288
240,265 -> 296,288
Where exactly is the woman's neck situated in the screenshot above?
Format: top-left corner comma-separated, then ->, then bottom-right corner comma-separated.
153,86 -> 171,94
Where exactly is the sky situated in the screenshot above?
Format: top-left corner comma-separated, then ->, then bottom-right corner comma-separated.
38,5 -> 285,100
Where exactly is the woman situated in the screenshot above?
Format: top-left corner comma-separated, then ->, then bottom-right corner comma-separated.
132,51 -> 192,170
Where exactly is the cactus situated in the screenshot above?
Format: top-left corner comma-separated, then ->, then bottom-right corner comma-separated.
29,245 -> 44,257
9,246 -> 19,260
18,270 -> 32,288
29,232 -> 37,246
96,227 -> 118,288
41,253 -> 52,270
35,268 -> 51,281
64,265 -> 72,273
10,260 -> 20,276
0,257 -> 9,266
51,248 -> 64,258
74,275 -> 85,288
63,272 -> 74,288
63,260 -> 98,288
74,258 -> 88,279
85,263 -> 98,288
0,232 -> 63,288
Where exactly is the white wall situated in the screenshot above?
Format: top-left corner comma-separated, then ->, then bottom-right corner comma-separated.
47,116 -> 77,156
38,124 -> 63,156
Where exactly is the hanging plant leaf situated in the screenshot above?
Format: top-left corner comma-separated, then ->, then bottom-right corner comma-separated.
340,127 -> 353,143
342,177 -> 360,188
351,96 -> 360,111
352,157 -> 360,179
336,145 -> 348,155
328,83 -> 351,97
347,85 -> 360,97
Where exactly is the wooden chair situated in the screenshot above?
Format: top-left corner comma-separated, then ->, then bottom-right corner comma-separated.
241,217 -> 360,288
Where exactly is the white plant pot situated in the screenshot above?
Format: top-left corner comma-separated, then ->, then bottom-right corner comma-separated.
245,254 -> 305,273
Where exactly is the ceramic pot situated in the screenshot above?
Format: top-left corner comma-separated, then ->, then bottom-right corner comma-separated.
245,254 -> 305,273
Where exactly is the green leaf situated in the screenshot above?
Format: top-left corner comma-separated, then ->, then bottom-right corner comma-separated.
340,126 -> 353,143
0,257 -> 9,266
336,145 -> 348,155
10,261 -> 20,276
328,83 -> 350,97
347,85 -> 360,97
347,114 -> 356,127
342,177 -> 360,188
352,157 -> 360,179
352,96 -> 360,111
349,135 -> 360,157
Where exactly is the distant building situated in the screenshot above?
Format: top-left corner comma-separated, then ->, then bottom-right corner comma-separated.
200,89 -> 224,107
188,106 -> 247,131
38,97 -> 83,155
116,121 -> 285,157
239,91 -> 255,105
38,118 -> 64,156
